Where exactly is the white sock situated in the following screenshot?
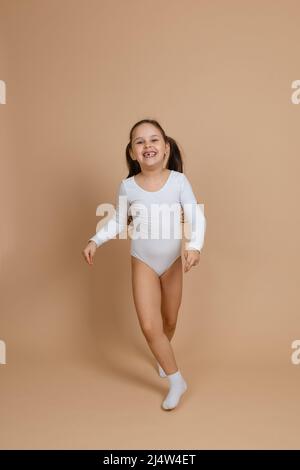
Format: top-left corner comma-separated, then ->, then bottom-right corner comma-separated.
162,370 -> 187,410
157,362 -> 167,378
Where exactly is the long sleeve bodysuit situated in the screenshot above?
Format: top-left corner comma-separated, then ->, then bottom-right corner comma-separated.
88,170 -> 206,277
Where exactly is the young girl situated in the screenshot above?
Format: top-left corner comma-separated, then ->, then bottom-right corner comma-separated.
82,119 -> 206,411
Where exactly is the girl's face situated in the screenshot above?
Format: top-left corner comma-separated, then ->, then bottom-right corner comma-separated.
129,123 -> 170,169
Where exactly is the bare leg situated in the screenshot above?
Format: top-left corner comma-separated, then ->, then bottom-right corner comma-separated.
160,256 -> 183,342
131,256 -> 178,375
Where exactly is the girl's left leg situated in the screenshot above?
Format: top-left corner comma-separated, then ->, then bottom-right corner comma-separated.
160,256 -> 183,341
131,255 -> 187,410
156,256 -> 183,377
131,256 -> 178,375
159,256 -> 187,409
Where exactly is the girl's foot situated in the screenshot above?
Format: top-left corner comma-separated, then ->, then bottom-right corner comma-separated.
162,370 -> 187,410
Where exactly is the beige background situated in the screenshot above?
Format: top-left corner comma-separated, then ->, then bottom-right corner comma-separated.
1,0 -> 300,449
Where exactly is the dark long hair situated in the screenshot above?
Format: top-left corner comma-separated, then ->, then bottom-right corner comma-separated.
125,119 -> 184,178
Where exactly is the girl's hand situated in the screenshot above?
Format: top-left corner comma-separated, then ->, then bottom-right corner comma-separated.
183,249 -> 200,273
82,241 -> 97,265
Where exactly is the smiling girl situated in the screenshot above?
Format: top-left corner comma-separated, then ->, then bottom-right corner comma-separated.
82,119 -> 206,410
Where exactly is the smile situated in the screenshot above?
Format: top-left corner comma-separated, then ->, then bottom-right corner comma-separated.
143,151 -> 157,158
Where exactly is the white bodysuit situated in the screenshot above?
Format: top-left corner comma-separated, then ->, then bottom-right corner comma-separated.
88,170 -> 206,277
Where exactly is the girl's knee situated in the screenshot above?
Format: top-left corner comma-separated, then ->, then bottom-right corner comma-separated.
163,319 -> 177,333
141,323 -> 164,342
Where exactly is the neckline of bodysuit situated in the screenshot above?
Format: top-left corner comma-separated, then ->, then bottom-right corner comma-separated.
133,170 -> 173,194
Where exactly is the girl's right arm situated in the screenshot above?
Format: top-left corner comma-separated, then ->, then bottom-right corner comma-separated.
82,181 -> 128,265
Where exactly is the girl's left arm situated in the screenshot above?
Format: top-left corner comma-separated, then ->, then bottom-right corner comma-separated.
180,173 -> 206,252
